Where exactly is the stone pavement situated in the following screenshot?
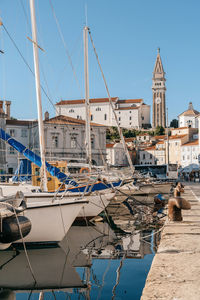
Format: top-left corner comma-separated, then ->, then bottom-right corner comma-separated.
141,183 -> 200,300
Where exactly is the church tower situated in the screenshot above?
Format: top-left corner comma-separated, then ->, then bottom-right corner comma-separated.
152,48 -> 166,128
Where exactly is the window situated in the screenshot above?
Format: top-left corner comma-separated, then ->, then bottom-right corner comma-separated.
21,129 -> 27,138
52,135 -> 59,148
104,114 -> 107,120
8,168 -> 13,174
69,109 -> 74,113
91,136 -> 95,149
9,129 -> 15,137
96,107 -> 101,111
143,154 -> 145,159
119,117 -> 121,121
129,116 -> 132,120
129,111 -> 132,113
71,136 -> 77,148
150,154 -> 152,159
91,114 -> 93,121
142,116 -> 144,120
9,147 -> 15,154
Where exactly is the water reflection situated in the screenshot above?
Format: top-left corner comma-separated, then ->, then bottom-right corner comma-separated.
0,220 -> 160,300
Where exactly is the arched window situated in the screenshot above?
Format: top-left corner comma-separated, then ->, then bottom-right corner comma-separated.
96,107 -> 101,111
69,109 -> 74,113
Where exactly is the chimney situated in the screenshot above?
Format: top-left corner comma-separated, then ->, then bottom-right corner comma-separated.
44,111 -> 49,121
4,100 -> 11,119
0,100 -> 4,113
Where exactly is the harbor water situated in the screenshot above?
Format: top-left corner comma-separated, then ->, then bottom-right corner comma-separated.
0,189 -> 166,300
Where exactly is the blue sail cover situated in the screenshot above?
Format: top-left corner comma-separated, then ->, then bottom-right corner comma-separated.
0,128 -> 122,192
0,128 -> 77,186
12,159 -> 32,182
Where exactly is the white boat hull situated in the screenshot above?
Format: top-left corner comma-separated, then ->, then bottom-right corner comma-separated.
18,196 -> 87,243
77,190 -> 115,219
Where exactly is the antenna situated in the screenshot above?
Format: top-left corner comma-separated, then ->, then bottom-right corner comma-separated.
85,3 -> 88,26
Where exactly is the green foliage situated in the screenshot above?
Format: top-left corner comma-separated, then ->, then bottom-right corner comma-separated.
154,126 -> 165,136
170,119 -> 178,128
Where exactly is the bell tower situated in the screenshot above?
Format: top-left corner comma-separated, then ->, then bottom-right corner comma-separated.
152,48 -> 166,128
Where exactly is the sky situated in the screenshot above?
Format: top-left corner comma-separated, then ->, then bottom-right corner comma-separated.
0,0 -> 200,124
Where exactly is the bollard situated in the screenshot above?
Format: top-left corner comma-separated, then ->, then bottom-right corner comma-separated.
168,183 -> 191,221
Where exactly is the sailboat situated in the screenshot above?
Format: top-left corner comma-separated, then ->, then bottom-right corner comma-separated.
0,2 -> 123,246
0,0 -> 90,246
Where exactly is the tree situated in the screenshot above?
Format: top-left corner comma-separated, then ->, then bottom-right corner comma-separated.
154,126 -> 165,136
170,119 -> 178,128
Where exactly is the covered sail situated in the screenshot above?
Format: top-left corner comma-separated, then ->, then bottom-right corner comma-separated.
0,128 -> 78,186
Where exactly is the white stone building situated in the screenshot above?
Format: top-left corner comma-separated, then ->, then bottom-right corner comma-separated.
106,143 -> 128,166
56,98 -> 150,129
181,139 -> 199,169
178,102 -> 199,128
5,114 -> 107,174
139,141 -> 166,165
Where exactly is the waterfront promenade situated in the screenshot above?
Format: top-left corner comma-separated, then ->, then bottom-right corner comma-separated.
141,182 -> 200,300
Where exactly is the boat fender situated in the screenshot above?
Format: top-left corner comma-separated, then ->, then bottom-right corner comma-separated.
0,215 -> 31,243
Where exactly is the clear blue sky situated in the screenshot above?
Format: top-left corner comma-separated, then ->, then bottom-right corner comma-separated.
1,0 -> 200,124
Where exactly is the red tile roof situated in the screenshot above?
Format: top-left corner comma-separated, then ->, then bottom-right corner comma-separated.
44,115 -> 105,127
182,139 -> 199,146
154,135 -> 166,140
168,134 -> 187,140
56,97 -> 118,106
117,99 -> 143,104
6,119 -> 37,126
171,127 -> 188,130
106,143 -> 115,148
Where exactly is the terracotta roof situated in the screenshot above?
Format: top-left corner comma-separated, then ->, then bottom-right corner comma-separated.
154,135 -> 166,140
6,119 -> 37,126
106,143 -> 115,148
171,127 -> 188,130
145,146 -> 156,150
168,134 -> 187,140
56,97 -> 118,106
179,109 -> 199,117
182,139 -> 199,147
44,115 -> 105,127
157,141 -> 164,144
117,99 -> 143,104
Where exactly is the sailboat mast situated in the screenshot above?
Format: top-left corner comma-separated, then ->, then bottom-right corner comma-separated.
29,0 -> 47,191
84,26 -> 92,170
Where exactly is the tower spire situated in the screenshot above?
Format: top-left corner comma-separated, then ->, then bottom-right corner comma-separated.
152,49 -> 166,128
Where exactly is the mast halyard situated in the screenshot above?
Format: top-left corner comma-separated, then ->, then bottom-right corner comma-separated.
88,30 -> 135,174
29,0 -> 48,191
84,26 -> 92,170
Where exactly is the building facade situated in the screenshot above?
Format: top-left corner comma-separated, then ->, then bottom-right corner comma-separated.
152,48 -> 166,128
178,102 -> 199,128
5,114 -> 107,174
56,98 -> 150,129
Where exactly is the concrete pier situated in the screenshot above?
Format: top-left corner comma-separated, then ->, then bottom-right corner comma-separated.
141,183 -> 200,300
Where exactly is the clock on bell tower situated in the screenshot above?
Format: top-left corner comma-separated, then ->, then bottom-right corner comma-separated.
152,48 -> 166,128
